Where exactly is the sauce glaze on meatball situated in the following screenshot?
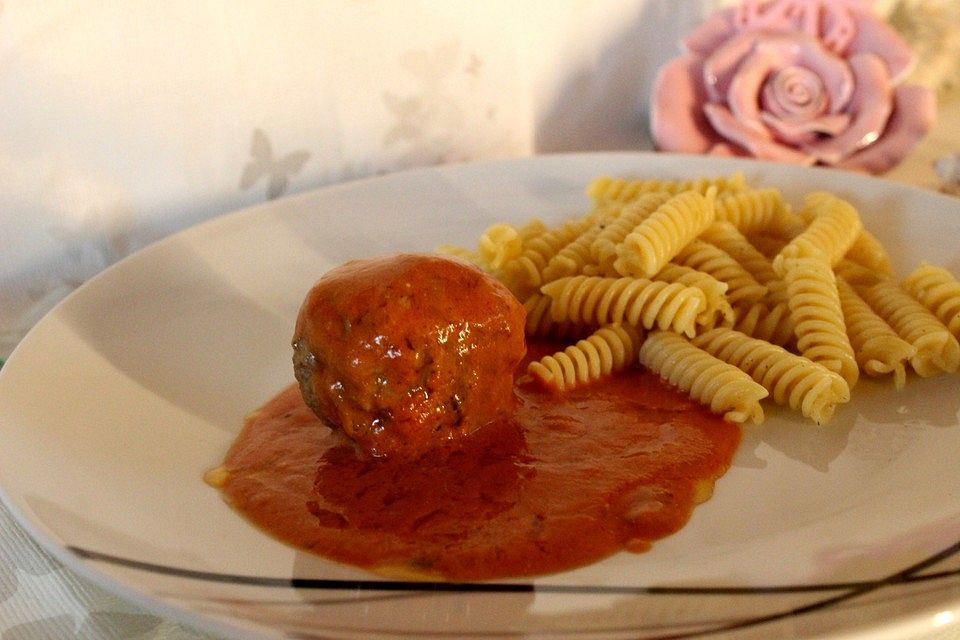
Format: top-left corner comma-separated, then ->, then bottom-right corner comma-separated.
293,253 -> 526,459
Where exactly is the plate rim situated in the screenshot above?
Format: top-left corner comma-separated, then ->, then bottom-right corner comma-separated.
1,151 -> 959,640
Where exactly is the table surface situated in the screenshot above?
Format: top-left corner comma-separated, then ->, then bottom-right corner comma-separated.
1,94 -> 959,640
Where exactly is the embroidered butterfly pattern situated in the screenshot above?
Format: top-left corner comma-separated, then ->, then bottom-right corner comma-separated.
239,129 -> 311,200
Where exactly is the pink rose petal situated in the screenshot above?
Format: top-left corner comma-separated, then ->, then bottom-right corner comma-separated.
818,2 -> 861,53
836,84 -> 937,173
779,36 -> 855,114
762,112 -> 851,146
706,33 -> 855,114
654,0 -> 932,173
725,47 -> 783,136
702,31 -> 760,103
683,7 -> 739,56
803,53 -> 892,165
762,66 -> 829,121
651,56 -> 723,153
703,103 -> 816,165
846,10 -> 916,83
708,142 -> 744,157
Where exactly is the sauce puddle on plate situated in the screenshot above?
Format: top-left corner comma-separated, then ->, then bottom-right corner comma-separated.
211,342 -> 740,581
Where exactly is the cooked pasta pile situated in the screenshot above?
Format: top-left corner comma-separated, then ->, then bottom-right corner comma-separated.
439,172 -> 960,426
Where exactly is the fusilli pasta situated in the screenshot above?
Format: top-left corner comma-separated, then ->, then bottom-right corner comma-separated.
638,330 -> 768,424
528,324 -> 643,391
614,189 -> 717,278
440,170 -> 960,428
858,279 -> 960,377
542,275 -> 706,337
728,300 -> 796,348
714,187 -> 799,236
836,277 -> 915,388
773,192 -> 862,275
478,222 -> 523,270
587,172 -> 744,204
902,262 -> 960,338
692,327 -> 849,425
590,192 -> 672,273
672,239 -> 769,306
781,256 -> 860,387
523,293 -> 589,340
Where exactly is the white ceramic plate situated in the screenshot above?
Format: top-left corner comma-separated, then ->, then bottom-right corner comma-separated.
1,153 -> 959,640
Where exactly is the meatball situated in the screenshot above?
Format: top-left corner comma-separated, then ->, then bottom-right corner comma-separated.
292,253 -> 526,459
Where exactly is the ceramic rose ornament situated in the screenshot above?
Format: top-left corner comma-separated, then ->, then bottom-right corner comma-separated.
651,0 -> 936,173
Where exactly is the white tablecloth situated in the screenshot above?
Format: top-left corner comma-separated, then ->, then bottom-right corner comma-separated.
1,1 -> 959,638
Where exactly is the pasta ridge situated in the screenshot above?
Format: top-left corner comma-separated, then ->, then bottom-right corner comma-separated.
692,327 -> 850,425
701,221 -> 787,302
638,331 -> 768,424
782,257 -> 860,387
587,173 -> 744,204
541,276 -> 706,337
728,300 -> 796,347
655,263 -> 734,324
673,239 -> 769,306
836,277 -> 915,388
523,293 -> 588,340
528,324 -> 643,391
773,192 -> 862,274
590,192 -> 672,272
902,262 -> 960,338
542,212 -> 614,281
844,228 -> 894,277
714,187 -> 797,236
498,215 -> 595,296
614,189 -> 717,278
478,223 -> 523,270
859,279 -> 960,377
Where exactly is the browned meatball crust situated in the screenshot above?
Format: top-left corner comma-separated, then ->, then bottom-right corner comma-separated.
293,253 -> 526,458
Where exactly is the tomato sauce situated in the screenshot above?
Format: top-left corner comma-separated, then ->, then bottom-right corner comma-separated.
214,343 -> 740,581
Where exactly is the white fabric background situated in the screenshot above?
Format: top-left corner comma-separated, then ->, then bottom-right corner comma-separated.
0,0 -> 734,360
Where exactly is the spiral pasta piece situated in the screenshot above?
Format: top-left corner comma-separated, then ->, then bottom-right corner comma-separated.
672,239 -> 768,306
541,211 -> 615,281
773,192 -> 862,275
541,276 -> 706,337
523,293 -> 589,340
836,277 -> 916,388
902,262 -> 960,338
517,218 -> 549,240
436,244 -> 485,268
714,187 -> 800,236
844,228 -> 894,277
701,221 -> 784,301
638,331 -> 768,424
834,259 -> 885,288
497,214 -> 596,297
587,173 -> 744,204
781,257 -> 860,387
729,300 -> 796,348
614,190 -> 717,278
590,192 -> 672,272
654,263 -> 733,325
858,279 -> 960,377
692,327 -> 849,425
745,233 -> 789,259
478,223 -> 523,270
528,324 -> 643,392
